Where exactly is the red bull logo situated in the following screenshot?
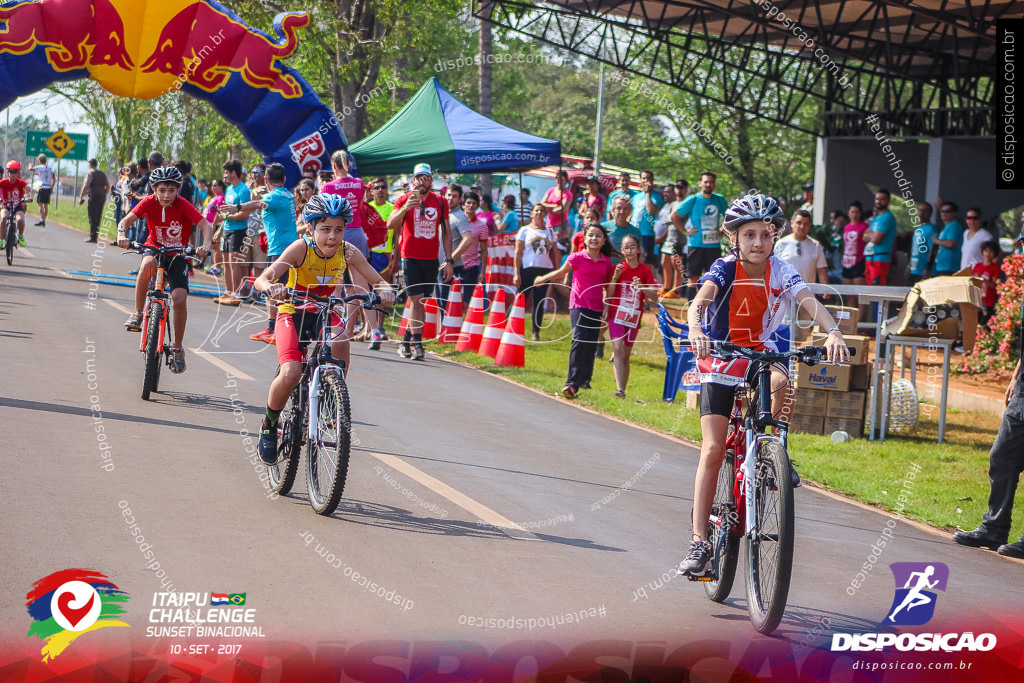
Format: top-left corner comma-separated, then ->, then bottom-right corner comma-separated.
0,0 -> 308,99
290,131 -> 325,175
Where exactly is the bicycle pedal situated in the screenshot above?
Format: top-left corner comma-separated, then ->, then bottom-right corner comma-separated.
687,575 -> 714,582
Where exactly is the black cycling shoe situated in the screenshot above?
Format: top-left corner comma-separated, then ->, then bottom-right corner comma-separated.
411,344 -> 425,361
257,421 -> 278,465
398,343 -> 412,359
790,461 -> 802,488
998,539 -> 1024,559
952,526 -> 1007,550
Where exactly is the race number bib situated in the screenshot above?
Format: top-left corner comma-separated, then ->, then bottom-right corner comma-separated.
700,212 -> 720,246
613,297 -> 641,329
697,356 -> 751,386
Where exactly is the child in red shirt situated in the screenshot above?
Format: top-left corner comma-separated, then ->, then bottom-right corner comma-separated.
0,160 -> 31,248
972,240 -> 1002,325
606,234 -> 658,398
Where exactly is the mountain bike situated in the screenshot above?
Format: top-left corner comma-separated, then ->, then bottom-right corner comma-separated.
124,243 -> 198,401
682,340 -> 835,635
267,288 -> 386,515
3,199 -> 24,266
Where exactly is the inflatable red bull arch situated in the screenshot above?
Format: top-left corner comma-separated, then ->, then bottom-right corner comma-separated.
0,0 -> 346,185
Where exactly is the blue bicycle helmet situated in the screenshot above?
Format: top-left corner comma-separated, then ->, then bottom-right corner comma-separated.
302,192 -> 353,226
723,193 -> 786,233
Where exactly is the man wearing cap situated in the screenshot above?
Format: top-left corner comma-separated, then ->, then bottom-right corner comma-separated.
798,182 -> 814,214
388,163 -> 453,361
953,229 -> 1024,558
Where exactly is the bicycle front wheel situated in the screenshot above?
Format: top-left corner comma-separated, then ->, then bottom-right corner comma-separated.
141,302 -> 162,400
269,385 -> 304,495
745,439 -> 795,635
705,450 -> 741,602
306,370 -> 351,515
5,222 -> 14,265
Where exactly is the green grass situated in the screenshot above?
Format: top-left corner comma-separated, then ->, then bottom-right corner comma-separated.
388,307 -> 1021,540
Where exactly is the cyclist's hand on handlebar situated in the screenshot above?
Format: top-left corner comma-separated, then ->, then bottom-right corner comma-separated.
197,246 -> 210,261
688,329 -> 713,359
823,329 -> 850,365
265,283 -> 288,301
117,235 -> 130,249
373,283 -> 395,307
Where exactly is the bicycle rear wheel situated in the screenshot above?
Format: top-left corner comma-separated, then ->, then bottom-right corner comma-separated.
141,302 -> 162,400
269,385 -> 304,495
745,439 -> 795,635
705,450 -> 741,602
306,369 -> 351,515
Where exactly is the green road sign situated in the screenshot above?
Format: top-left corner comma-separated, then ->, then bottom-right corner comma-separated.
26,129 -> 88,161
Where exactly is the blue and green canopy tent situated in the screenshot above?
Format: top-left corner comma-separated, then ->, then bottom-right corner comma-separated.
349,78 -> 561,176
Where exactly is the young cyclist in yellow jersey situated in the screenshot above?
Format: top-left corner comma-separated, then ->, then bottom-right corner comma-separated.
252,193 -> 394,464
678,194 -> 850,579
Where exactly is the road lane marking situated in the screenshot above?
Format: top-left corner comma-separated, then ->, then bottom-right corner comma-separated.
368,451 -> 539,541
19,248 -> 34,258
102,298 -> 132,314
190,348 -> 255,381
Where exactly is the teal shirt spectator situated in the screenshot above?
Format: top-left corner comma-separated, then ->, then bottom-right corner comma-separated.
607,188 -> 636,216
909,221 -> 938,275
935,220 -> 964,273
223,181 -> 251,232
501,210 -> 520,234
631,190 -> 664,237
676,192 -> 729,249
601,219 -> 641,264
864,210 -> 897,263
261,186 -> 298,256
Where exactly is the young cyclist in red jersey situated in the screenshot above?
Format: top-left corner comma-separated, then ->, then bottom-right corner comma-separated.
678,194 -> 850,579
252,193 -> 395,463
0,161 -> 32,248
116,166 -> 213,374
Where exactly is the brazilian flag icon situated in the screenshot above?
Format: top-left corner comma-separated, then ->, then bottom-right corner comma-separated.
228,593 -> 246,605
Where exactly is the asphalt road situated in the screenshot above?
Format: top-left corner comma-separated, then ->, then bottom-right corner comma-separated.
0,219 -> 1020,678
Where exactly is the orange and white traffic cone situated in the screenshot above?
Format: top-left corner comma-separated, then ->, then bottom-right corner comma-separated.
478,288 -> 508,358
422,298 -> 439,340
494,292 -> 526,367
396,303 -> 411,338
456,284 -> 486,352
437,279 -> 464,344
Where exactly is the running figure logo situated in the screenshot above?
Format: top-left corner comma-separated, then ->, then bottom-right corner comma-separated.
885,562 -> 949,626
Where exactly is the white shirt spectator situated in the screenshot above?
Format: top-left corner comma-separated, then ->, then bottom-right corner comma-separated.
775,234 -> 827,284
960,227 -> 994,270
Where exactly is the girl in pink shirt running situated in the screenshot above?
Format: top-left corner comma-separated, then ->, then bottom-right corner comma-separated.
535,224 -> 615,399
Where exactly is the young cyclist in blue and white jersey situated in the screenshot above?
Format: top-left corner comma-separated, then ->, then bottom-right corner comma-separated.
222,163 -> 297,344
677,194 -> 850,579
252,194 -> 395,463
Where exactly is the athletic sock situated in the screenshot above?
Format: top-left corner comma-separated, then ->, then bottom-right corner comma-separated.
403,330 -> 412,343
412,333 -> 422,345
265,407 -> 282,428
267,317 -> 276,333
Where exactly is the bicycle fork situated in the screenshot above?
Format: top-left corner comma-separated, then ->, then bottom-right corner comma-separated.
742,420 -> 758,539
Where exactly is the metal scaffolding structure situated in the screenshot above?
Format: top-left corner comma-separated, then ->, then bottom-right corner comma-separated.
474,0 -> 1008,137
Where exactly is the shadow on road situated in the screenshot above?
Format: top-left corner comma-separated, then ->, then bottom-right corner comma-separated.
707,598 -> 879,647
0,396 -> 249,437
270,494 -> 625,552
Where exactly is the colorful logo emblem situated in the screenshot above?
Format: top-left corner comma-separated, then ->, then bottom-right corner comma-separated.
25,569 -> 129,661
885,562 -> 949,626
290,132 -> 325,175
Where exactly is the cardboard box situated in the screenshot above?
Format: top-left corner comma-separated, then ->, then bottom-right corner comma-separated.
825,306 -> 860,336
811,333 -> 870,365
796,363 -> 851,392
884,274 -> 983,351
826,391 -> 866,419
850,364 -> 871,391
789,414 -> 825,435
824,416 -> 865,436
791,387 -> 830,414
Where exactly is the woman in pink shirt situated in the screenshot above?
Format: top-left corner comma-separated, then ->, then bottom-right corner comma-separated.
534,224 -> 614,399
203,180 -> 226,276
842,200 -> 869,309
321,150 -> 372,338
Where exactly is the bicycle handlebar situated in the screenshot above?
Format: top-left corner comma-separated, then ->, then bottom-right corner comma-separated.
284,288 -> 388,313
678,340 -> 856,365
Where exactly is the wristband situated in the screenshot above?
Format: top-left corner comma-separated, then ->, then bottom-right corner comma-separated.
444,258 -> 454,264
235,203 -> 241,213
826,326 -> 841,335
